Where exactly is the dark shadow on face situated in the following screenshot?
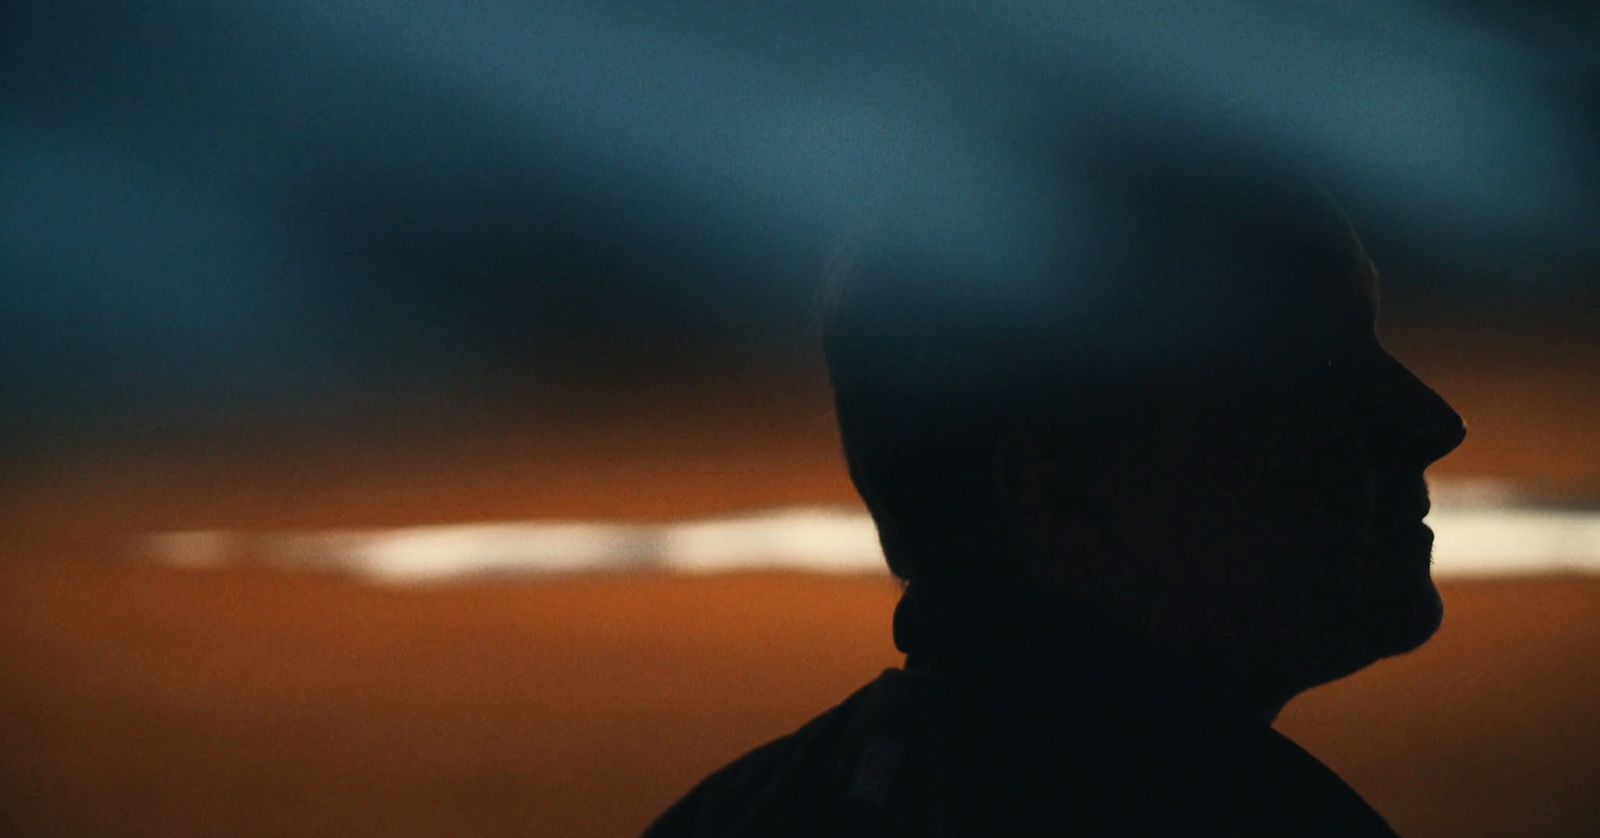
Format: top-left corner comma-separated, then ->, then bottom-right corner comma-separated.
825,159 -> 1468,721
1005,214 -> 1466,719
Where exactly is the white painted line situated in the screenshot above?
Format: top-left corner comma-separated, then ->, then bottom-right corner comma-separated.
138,507 -> 888,584
657,508 -> 883,575
140,487 -> 1600,584
1428,507 -> 1600,577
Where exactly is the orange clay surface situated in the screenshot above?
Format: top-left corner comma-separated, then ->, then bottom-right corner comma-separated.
0,318 -> 1597,837
0,564 -> 1596,838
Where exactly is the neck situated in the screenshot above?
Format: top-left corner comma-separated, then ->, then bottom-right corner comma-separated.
896,578 -> 1294,727
1171,658 -> 1298,726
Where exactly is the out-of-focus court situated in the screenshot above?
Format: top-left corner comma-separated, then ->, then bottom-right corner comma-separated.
6,5 -> 1600,837
2,322 -> 1599,838
2,566 -> 1597,838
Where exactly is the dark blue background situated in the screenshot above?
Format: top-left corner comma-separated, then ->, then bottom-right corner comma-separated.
3,1 -> 1596,443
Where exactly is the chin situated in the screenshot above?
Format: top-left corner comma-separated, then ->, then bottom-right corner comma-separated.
1370,577 -> 1444,656
1402,571 -> 1446,641
1341,567 -> 1445,675
1298,566 -> 1443,689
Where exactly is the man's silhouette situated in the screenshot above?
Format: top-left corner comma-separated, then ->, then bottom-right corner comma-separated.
643,160 -> 1465,836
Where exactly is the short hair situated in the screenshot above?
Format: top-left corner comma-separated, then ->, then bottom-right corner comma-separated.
821,158 -> 1371,586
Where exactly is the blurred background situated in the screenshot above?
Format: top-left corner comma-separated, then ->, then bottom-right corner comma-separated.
2,1 -> 1598,836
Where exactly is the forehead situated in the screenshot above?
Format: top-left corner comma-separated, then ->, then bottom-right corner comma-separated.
1274,223 -> 1380,331
1352,241 -> 1382,316
820,174 -> 1388,420
1088,196 -> 1382,359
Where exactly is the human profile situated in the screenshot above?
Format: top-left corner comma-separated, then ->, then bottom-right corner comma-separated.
642,156 -> 1466,837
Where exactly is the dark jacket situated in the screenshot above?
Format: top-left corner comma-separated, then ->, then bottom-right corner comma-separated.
643,583 -> 1400,837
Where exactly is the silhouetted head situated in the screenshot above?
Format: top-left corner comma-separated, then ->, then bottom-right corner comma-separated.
823,159 -> 1465,719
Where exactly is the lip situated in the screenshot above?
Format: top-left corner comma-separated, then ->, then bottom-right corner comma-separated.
1384,474 -> 1432,524
1377,494 -> 1431,532
1372,521 -> 1434,570
1405,523 -> 1436,565
1400,498 -> 1431,525
1375,510 -> 1431,537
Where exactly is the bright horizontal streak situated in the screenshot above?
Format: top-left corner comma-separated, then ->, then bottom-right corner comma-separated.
1428,508 -> 1600,577
139,508 -> 887,584
658,509 -> 882,574
343,523 -> 657,582
142,492 -> 1600,585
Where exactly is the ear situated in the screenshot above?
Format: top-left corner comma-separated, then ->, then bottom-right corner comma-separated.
992,431 -> 1117,588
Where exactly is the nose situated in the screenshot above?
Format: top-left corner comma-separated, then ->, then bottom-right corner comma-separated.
1364,351 -> 1466,470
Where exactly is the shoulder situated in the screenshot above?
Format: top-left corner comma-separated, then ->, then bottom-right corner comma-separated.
641,667 -> 954,838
